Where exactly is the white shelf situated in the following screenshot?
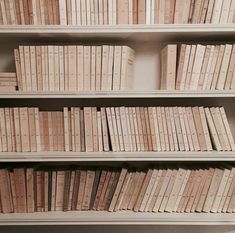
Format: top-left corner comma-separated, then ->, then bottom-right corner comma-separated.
0,24 -> 234,42
0,151 -> 234,162
0,90 -> 235,98
0,211 -> 234,225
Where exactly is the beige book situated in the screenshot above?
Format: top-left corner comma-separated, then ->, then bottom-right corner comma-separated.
76,46 -> 84,91
9,173 -> 16,212
91,46 -> 96,91
119,107 -> 130,151
158,0 -> 165,23
53,46 -> 59,91
192,0 -> 204,23
140,107 -> 148,151
211,0 -> 223,23
156,107 -> 165,151
63,107 -> 70,151
71,0 -> 77,25
178,107 -> 189,151
68,45 -> 77,91
107,46 -> 114,90
95,46 -> 102,90
198,107 -> 213,151
86,0 -> 91,25
199,0 -> 210,23
169,107 -> 179,151
55,171 -> 65,211
108,0 -> 114,24
80,0 -> 86,25
182,107 -> 194,151
182,0 -> 191,23
106,107 -> 117,151
4,108 -> 12,151
91,108 -> 98,152
48,45 -> 55,91
117,0 -> 128,23
35,46 -> 43,90
44,46 -> 49,90
145,169 -> 162,212
41,46 -> 46,91
109,168 -> 128,212
19,107 -> 30,151
125,107 -> 133,151
14,49 -> 22,90
103,0 -> 108,24
112,46 -> 122,90
192,107 -> 207,151
202,45 -> 215,90
9,109 -> 16,151
115,107 -> 124,151
203,168 -> 224,212
219,0 -> 232,23
173,107 -> 184,151
0,0 -> 7,25
140,169 -> 158,212
74,107 -> 81,152
58,46 -> 64,91
84,107 -> 94,152
13,108 -> 21,152
97,111 -> 104,152
59,0 -> 67,25
160,44 -> 177,90
174,170 -> 191,212
98,0 -> 103,24
159,169 -> 178,212
161,107 -> 169,151
148,107 -> 158,151
205,0 -> 215,23
218,167 -> 235,212
216,44 -> 233,90
153,168 -> 173,212
225,45 -> 235,90
67,170 -> 75,211
227,184 -> 235,212
152,107 -> 161,151
76,170 -> 87,210
174,0 -> 184,23
44,172 -> 48,212
176,44 -> 191,90
227,0 -> 235,22
184,45 -> 196,89
132,107 -> 141,151
25,168 -> 34,213
198,45 -> 211,90
111,108 -> 120,152
76,0 -> 81,25
134,169 -> 153,212
84,46 -> 91,90
28,108 -> 37,152
70,109 -> 75,151
211,168 -> 231,213
112,0 -> 117,24
210,107 -> 230,151
48,112 -> 54,151
23,46 -> 32,90
189,45 -> 206,90
204,107 -> 222,151
136,107 -> 145,151
219,107 -> 235,151
101,107 -> 110,151
145,107 -> 153,151
101,45 -> 109,90
120,46 -> 135,90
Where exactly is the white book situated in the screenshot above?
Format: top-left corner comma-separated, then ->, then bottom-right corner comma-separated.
71,0 -> 77,25
219,0 -> 232,23
211,0 -> 223,23
227,0 -> 235,23
146,0 -> 152,24
59,0 -> 67,25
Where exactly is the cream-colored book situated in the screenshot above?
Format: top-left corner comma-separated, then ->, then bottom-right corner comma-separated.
205,0 -> 215,23
174,0 -> 185,23
173,107 -> 184,151
192,0 -> 204,23
101,45 -> 109,90
48,45 -> 55,91
95,46 -> 102,90
18,46 -> 27,90
103,0 -> 108,24
224,44 -> 235,90
205,107 -> 222,151
14,49 -> 22,90
71,0 -> 77,25
55,171 -> 65,211
129,107 -> 137,151
219,0 -> 232,23
91,107 -> 98,152
227,0 -> 235,23
136,107 -> 145,151
192,107 -> 207,151
152,107 -> 161,151
182,107 -> 194,151
81,0 -> 86,25
84,107 -> 94,152
189,45 -> 206,90
125,107 -> 133,151
68,45 -> 77,91
53,46 -> 60,91
84,46 -> 91,91
59,0 -> 67,25
100,107 -> 110,151
198,107 -> 212,151
98,0 -> 104,24
169,107 -> 179,151
4,108 -> 12,151
211,168 -> 231,213
77,46 -> 84,91
13,108 -> 21,152
161,107 -> 169,151
115,107 -> 124,151
24,46 -> 32,90
156,107 -> 165,151
120,107 -> 130,152
132,107 -> 141,151
145,107 -> 153,151
211,0 -> 223,23
148,107 -> 157,151
28,108 -> 37,152
117,0 -> 128,24
91,46 -> 96,91
216,44 -> 233,90
76,0 -> 82,25
112,46 -> 122,90
97,111 -> 103,152
63,107 -> 70,151
47,112 -> 53,151
106,107 -> 117,151
74,107 -> 81,152
203,168 -> 223,213
76,170 -> 87,210
19,107 -> 30,151
199,0 -> 210,23
107,46 -> 114,90
9,109 -> 15,151
160,44 -> 177,90
140,107 -> 148,151
178,107 -> 189,151
58,46 -> 64,91
35,46 -> 42,91
111,107 -> 120,151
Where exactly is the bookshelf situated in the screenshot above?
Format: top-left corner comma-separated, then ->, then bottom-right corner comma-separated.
0,19 -> 235,233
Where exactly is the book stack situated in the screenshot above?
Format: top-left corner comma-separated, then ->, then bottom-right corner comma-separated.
0,164 -> 235,214
160,43 -> 235,90
0,72 -> 17,91
0,106 -> 234,152
14,45 -> 135,91
0,0 -> 234,25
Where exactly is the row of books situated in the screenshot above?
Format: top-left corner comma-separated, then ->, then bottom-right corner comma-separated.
0,106 -> 234,152
161,44 -> 235,91
14,45 -> 135,91
0,164 -> 235,214
0,0 -> 234,25
0,72 -> 17,91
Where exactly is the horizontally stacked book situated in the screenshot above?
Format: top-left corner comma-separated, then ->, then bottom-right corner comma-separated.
0,106 -> 234,152
0,164 -> 235,214
0,0 -> 234,25
161,43 -> 235,90
14,45 -> 135,91
0,73 -> 17,91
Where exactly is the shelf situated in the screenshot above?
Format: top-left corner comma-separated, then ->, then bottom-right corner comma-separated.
0,90 -> 235,98
0,24 -> 234,42
0,151 -> 234,162
0,211 -> 234,225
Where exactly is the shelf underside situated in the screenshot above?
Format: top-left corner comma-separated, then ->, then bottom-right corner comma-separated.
0,151 -> 234,162
0,90 -> 235,98
0,24 -> 234,42
0,211 -> 234,225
